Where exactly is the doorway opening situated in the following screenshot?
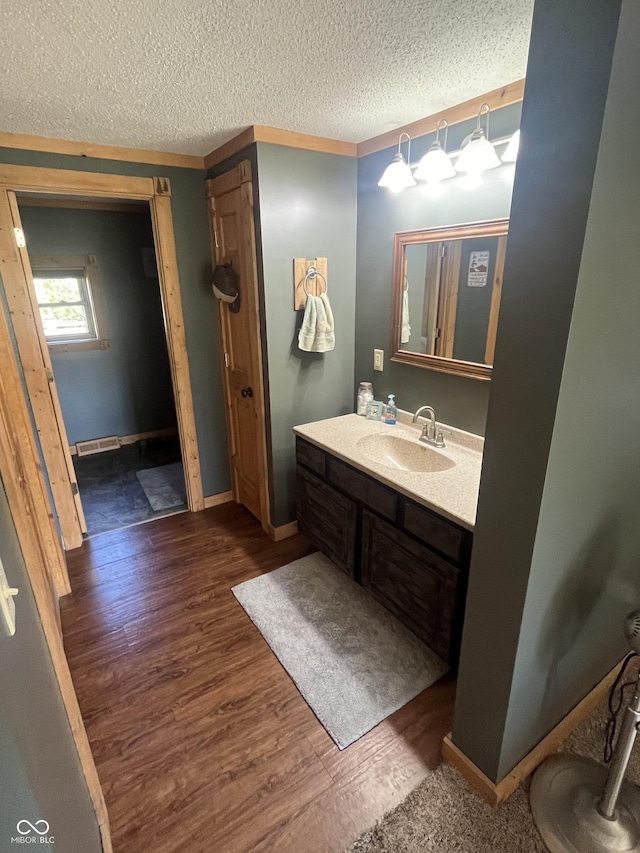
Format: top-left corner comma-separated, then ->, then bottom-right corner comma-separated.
17,195 -> 188,537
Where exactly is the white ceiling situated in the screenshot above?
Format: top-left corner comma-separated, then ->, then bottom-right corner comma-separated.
1,0 -> 534,156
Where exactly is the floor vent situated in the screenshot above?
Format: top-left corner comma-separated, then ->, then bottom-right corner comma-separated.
75,436 -> 121,457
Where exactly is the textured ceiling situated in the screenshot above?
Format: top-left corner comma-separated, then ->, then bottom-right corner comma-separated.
0,0 -> 534,155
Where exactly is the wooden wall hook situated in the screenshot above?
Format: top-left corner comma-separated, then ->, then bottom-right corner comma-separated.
293,257 -> 327,310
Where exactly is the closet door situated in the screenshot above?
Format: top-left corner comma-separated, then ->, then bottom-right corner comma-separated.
206,163 -> 270,528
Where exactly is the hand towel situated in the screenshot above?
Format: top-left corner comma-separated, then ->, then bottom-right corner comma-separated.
401,289 -> 411,344
298,293 -> 335,353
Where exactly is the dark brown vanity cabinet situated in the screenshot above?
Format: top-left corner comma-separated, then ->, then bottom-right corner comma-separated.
296,437 -> 472,665
296,465 -> 357,576
361,511 -> 460,661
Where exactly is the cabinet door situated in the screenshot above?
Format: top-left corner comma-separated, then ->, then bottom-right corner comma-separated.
361,510 -> 460,662
297,466 -> 357,577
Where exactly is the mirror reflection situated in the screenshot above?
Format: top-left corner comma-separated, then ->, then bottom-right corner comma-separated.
392,219 -> 508,379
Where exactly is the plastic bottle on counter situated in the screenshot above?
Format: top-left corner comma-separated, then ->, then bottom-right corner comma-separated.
383,394 -> 397,424
357,382 -> 374,416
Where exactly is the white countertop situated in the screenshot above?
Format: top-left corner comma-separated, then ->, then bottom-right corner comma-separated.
293,411 -> 484,530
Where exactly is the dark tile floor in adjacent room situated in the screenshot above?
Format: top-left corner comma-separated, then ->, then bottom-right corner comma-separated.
73,436 -> 186,537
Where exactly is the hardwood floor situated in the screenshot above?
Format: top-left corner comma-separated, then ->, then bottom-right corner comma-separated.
61,502 -> 456,853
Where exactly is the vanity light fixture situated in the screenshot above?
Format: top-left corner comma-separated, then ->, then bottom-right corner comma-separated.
501,129 -> 520,162
414,119 -> 456,185
378,132 -> 416,193
454,103 -> 501,177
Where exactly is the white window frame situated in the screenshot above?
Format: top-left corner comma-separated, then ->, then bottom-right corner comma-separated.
30,254 -> 110,352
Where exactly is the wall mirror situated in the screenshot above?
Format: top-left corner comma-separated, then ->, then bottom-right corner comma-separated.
391,218 -> 508,380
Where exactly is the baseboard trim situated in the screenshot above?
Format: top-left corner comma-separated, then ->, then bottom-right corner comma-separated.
264,520 -> 299,542
203,491 -> 233,509
69,427 -> 178,455
442,657 -> 624,808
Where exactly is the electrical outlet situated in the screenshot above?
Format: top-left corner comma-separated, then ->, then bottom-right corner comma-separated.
373,349 -> 384,371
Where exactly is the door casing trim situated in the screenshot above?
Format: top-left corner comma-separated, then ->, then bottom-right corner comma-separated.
0,164 -> 205,565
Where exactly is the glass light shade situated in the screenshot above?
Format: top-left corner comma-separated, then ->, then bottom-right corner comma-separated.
378,153 -> 416,193
501,129 -> 520,162
454,127 -> 501,175
414,141 -> 455,184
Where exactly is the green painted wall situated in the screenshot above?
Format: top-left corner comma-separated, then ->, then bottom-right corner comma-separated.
0,481 -> 101,852
0,148 -> 230,497
255,143 -> 358,527
494,0 -> 639,778
355,103 -> 521,435
452,0 -> 624,782
20,206 -> 176,445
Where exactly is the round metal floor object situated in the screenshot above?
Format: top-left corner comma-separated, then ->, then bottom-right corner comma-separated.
530,754 -> 640,853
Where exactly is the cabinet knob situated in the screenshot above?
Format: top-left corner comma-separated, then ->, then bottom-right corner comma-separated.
241,387 -> 254,398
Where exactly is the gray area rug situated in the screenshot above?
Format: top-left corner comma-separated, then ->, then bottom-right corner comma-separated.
136,462 -> 186,511
232,552 -> 448,749
347,668 -> 640,852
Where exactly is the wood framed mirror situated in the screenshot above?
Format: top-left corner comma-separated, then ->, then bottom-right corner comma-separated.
391,218 -> 509,380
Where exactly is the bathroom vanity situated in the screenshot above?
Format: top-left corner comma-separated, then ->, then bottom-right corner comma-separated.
293,413 -> 483,665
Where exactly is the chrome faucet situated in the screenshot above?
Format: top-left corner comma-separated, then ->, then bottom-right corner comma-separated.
412,405 -> 445,447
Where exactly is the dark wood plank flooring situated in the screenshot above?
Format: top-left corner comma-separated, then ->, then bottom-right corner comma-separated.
61,503 -> 456,853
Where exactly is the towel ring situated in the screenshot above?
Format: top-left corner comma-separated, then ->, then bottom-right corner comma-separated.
303,265 -> 327,297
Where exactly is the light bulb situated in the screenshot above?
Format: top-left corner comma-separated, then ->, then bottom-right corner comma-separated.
378,153 -> 416,193
414,141 -> 455,185
455,127 -> 501,176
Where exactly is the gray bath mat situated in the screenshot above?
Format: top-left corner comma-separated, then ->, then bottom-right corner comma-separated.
232,552 -> 448,749
136,462 -> 186,511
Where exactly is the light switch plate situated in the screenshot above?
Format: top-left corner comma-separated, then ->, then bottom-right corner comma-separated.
373,349 -> 384,371
0,557 -> 18,636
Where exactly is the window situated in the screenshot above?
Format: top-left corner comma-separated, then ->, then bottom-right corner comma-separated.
31,255 -> 109,351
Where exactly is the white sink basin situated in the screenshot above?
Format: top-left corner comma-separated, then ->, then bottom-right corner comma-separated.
356,434 -> 456,473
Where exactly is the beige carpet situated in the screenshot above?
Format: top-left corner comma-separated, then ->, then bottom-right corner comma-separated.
348,668 -> 640,852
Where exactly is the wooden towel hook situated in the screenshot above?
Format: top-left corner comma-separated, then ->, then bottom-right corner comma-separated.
293,257 -> 327,310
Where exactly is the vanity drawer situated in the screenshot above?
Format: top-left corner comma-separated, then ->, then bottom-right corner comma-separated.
296,437 -> 326,477
328,457 -> 397,522
361,510 -> 461,663
402,500 -> 467,564
297,466 -> 357,577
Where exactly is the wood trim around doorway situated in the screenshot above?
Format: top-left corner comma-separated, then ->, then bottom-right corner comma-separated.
149,182 -> 204,511
0,267 -> 112,850
0,165 -> 205,549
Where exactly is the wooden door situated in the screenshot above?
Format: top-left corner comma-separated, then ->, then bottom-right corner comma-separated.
423,241 -> 444,356
435,241 -> 463,359
206,163 -> 270,527
484,235 -> 508,365
0,190 -> 86,551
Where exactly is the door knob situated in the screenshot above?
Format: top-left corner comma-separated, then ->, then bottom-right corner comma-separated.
241,387 -> 254,398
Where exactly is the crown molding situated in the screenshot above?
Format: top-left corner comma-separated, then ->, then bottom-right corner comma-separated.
1,79 -> 525,176
356,79 -> 526,158
0,130 -> 205,170
203,125 -> 358,169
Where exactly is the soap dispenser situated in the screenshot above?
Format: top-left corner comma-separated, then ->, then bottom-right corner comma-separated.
383,394 -> 397,425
